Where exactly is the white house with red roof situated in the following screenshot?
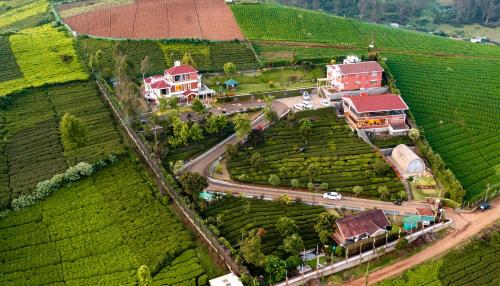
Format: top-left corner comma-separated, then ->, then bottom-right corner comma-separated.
342,93 -> 409,135
142,61 -> 214,104
326,61 -> 384,91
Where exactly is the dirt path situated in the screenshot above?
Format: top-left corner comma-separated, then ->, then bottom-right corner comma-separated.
346,198 -> 500,286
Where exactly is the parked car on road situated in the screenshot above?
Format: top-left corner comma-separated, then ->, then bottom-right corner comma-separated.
293,103 -> 305,110
479,202 -> 491,211
302,101 -> 313,109
303,91 -> 310,101
323,192 -> 342,200
320,99 -> 331,107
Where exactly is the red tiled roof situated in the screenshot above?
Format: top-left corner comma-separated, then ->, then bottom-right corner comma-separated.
336,209 -> 390,239
149,80 -> 170,89
144,75 -> 164,84
416,208 -> 434,216
183,89 -> 196,96
336,61 -> 383,75
165,64 -> 197,75
344,94 -> 409,113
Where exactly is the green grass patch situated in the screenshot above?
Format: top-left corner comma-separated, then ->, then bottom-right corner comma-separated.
370,135 -> 412,149
227,108 -> 404,199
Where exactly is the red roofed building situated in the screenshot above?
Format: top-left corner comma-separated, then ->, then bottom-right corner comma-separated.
143,61 -> 214,104
326,61 -> 384,91
342,93 -> 410,135
332,209 -> 391,246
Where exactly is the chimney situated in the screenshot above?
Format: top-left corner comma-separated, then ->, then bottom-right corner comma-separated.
174,60 -> 181,67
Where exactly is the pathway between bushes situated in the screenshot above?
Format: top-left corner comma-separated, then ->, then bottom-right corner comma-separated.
345,197 -> 500,285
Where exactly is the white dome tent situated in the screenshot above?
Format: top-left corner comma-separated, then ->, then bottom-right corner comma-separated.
391,144 -> 425,177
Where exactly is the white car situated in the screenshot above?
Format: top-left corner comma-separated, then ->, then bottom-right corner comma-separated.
303,91 -> 310,101
323,192 -> 342,200
302,101 -> 313,109
320,99 -> 331,107
293,103 -> 305,110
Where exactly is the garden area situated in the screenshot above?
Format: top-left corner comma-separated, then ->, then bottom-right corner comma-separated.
227,108 -> 405,200
204,65 -> 323,95
410,176 -> 441,202
0,158 -> 220,285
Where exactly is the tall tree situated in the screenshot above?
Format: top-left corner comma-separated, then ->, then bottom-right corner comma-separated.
182,52 -> 197,68
137,265 -> 152,286
232,113 -> 251,140
276,217 -> 298,238
60,113 -> 88,150
205,114 -> 228,135
140,55 -> 150,79
282,233 -> 304,255
223,62 -> 237,76
299,118 -> 313,145
179,172 -> 208,199
189,123 -> 204,145
314,212 -> 337,244
240,229 -> 266,266
264,256 -> 287,283
169,116 -> 190,147
191,98 -> 206,116
250,152 -> 264,169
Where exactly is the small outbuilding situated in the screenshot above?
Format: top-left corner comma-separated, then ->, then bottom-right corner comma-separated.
403,215 -> 421,231
391,144 -> 425,178
224,79 -> 239,89
416,208 -> 435,226
209,273 -> 243,286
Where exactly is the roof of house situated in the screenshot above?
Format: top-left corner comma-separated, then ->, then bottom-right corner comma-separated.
144,75 -> 164,84
334,61 -> 384,75
416,208 -> 434,217
336,209 -> 390,239
165,64 -> 197,75
343,94 -> 409,113
404,215 -> 421,225
209,273 -> 243,286
149,79 -> 170,89
183,89 -> 196,96
224,79 -> 239,86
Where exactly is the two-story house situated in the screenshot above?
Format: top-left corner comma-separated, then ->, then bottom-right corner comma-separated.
326,61 -> 384,91
142,61 -> 214,104
342,93 -> 409,135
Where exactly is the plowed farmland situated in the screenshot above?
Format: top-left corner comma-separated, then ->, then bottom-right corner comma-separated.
61,0 -> 244,40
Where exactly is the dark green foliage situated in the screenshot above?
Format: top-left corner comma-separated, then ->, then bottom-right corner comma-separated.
179,172 -> 208,200
59,113 -> 88,150
0,36 -> 22,82
228,108 -> 404,199
371,136 -> 412,149
203,197 -> 325,254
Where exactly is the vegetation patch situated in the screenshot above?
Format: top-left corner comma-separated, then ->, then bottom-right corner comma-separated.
0,37 -> 23,83
378,228 -> 500,286
0,25 -> 88,96
0,158 -> 211,285
0,0 -> 49,32
385,54 -> 500,201
227,108 -> 404,199
203,196 -> 325,254
0,82 -> 124,209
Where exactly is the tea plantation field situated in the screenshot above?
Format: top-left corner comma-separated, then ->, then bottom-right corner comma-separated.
0,0 -> 49,32
231,3 -> 500,58
0,159 -> 211,286
385,54 -> 500,201
227,109 -> 404,199
76,37 -> 259,76
203,197 -> 325,254
0,25 -> 88,96
0,82 -> 124,209
378,229 -> 500,286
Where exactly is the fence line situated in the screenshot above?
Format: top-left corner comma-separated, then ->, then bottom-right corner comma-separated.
95,80 -> 241,275
276,220 -> 452,286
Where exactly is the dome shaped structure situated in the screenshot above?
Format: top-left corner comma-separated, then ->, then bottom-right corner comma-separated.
391,144 -> 425,176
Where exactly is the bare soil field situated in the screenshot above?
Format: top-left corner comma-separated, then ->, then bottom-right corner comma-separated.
60,0 -> 244,40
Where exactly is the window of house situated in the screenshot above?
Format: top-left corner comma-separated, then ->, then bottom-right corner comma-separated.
371,72 -> 377,77
370,80 -> 378,85
175,85 -> 182,91
174,75 -> 180,82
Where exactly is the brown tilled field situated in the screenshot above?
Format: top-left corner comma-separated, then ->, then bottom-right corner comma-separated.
62,0 -> 244,40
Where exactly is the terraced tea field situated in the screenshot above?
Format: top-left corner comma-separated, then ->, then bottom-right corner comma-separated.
0,25 -> 88,96
385,54 -> 500,201
0,159 -> 211,286
0,82 -> 124,209
203,197 -> 325,254
228,109 -> 404,199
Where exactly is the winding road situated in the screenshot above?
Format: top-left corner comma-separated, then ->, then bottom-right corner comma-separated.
184,95 -> 500,284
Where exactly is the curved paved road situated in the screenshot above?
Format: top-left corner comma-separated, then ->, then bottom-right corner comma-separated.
186,97 -> 431,214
